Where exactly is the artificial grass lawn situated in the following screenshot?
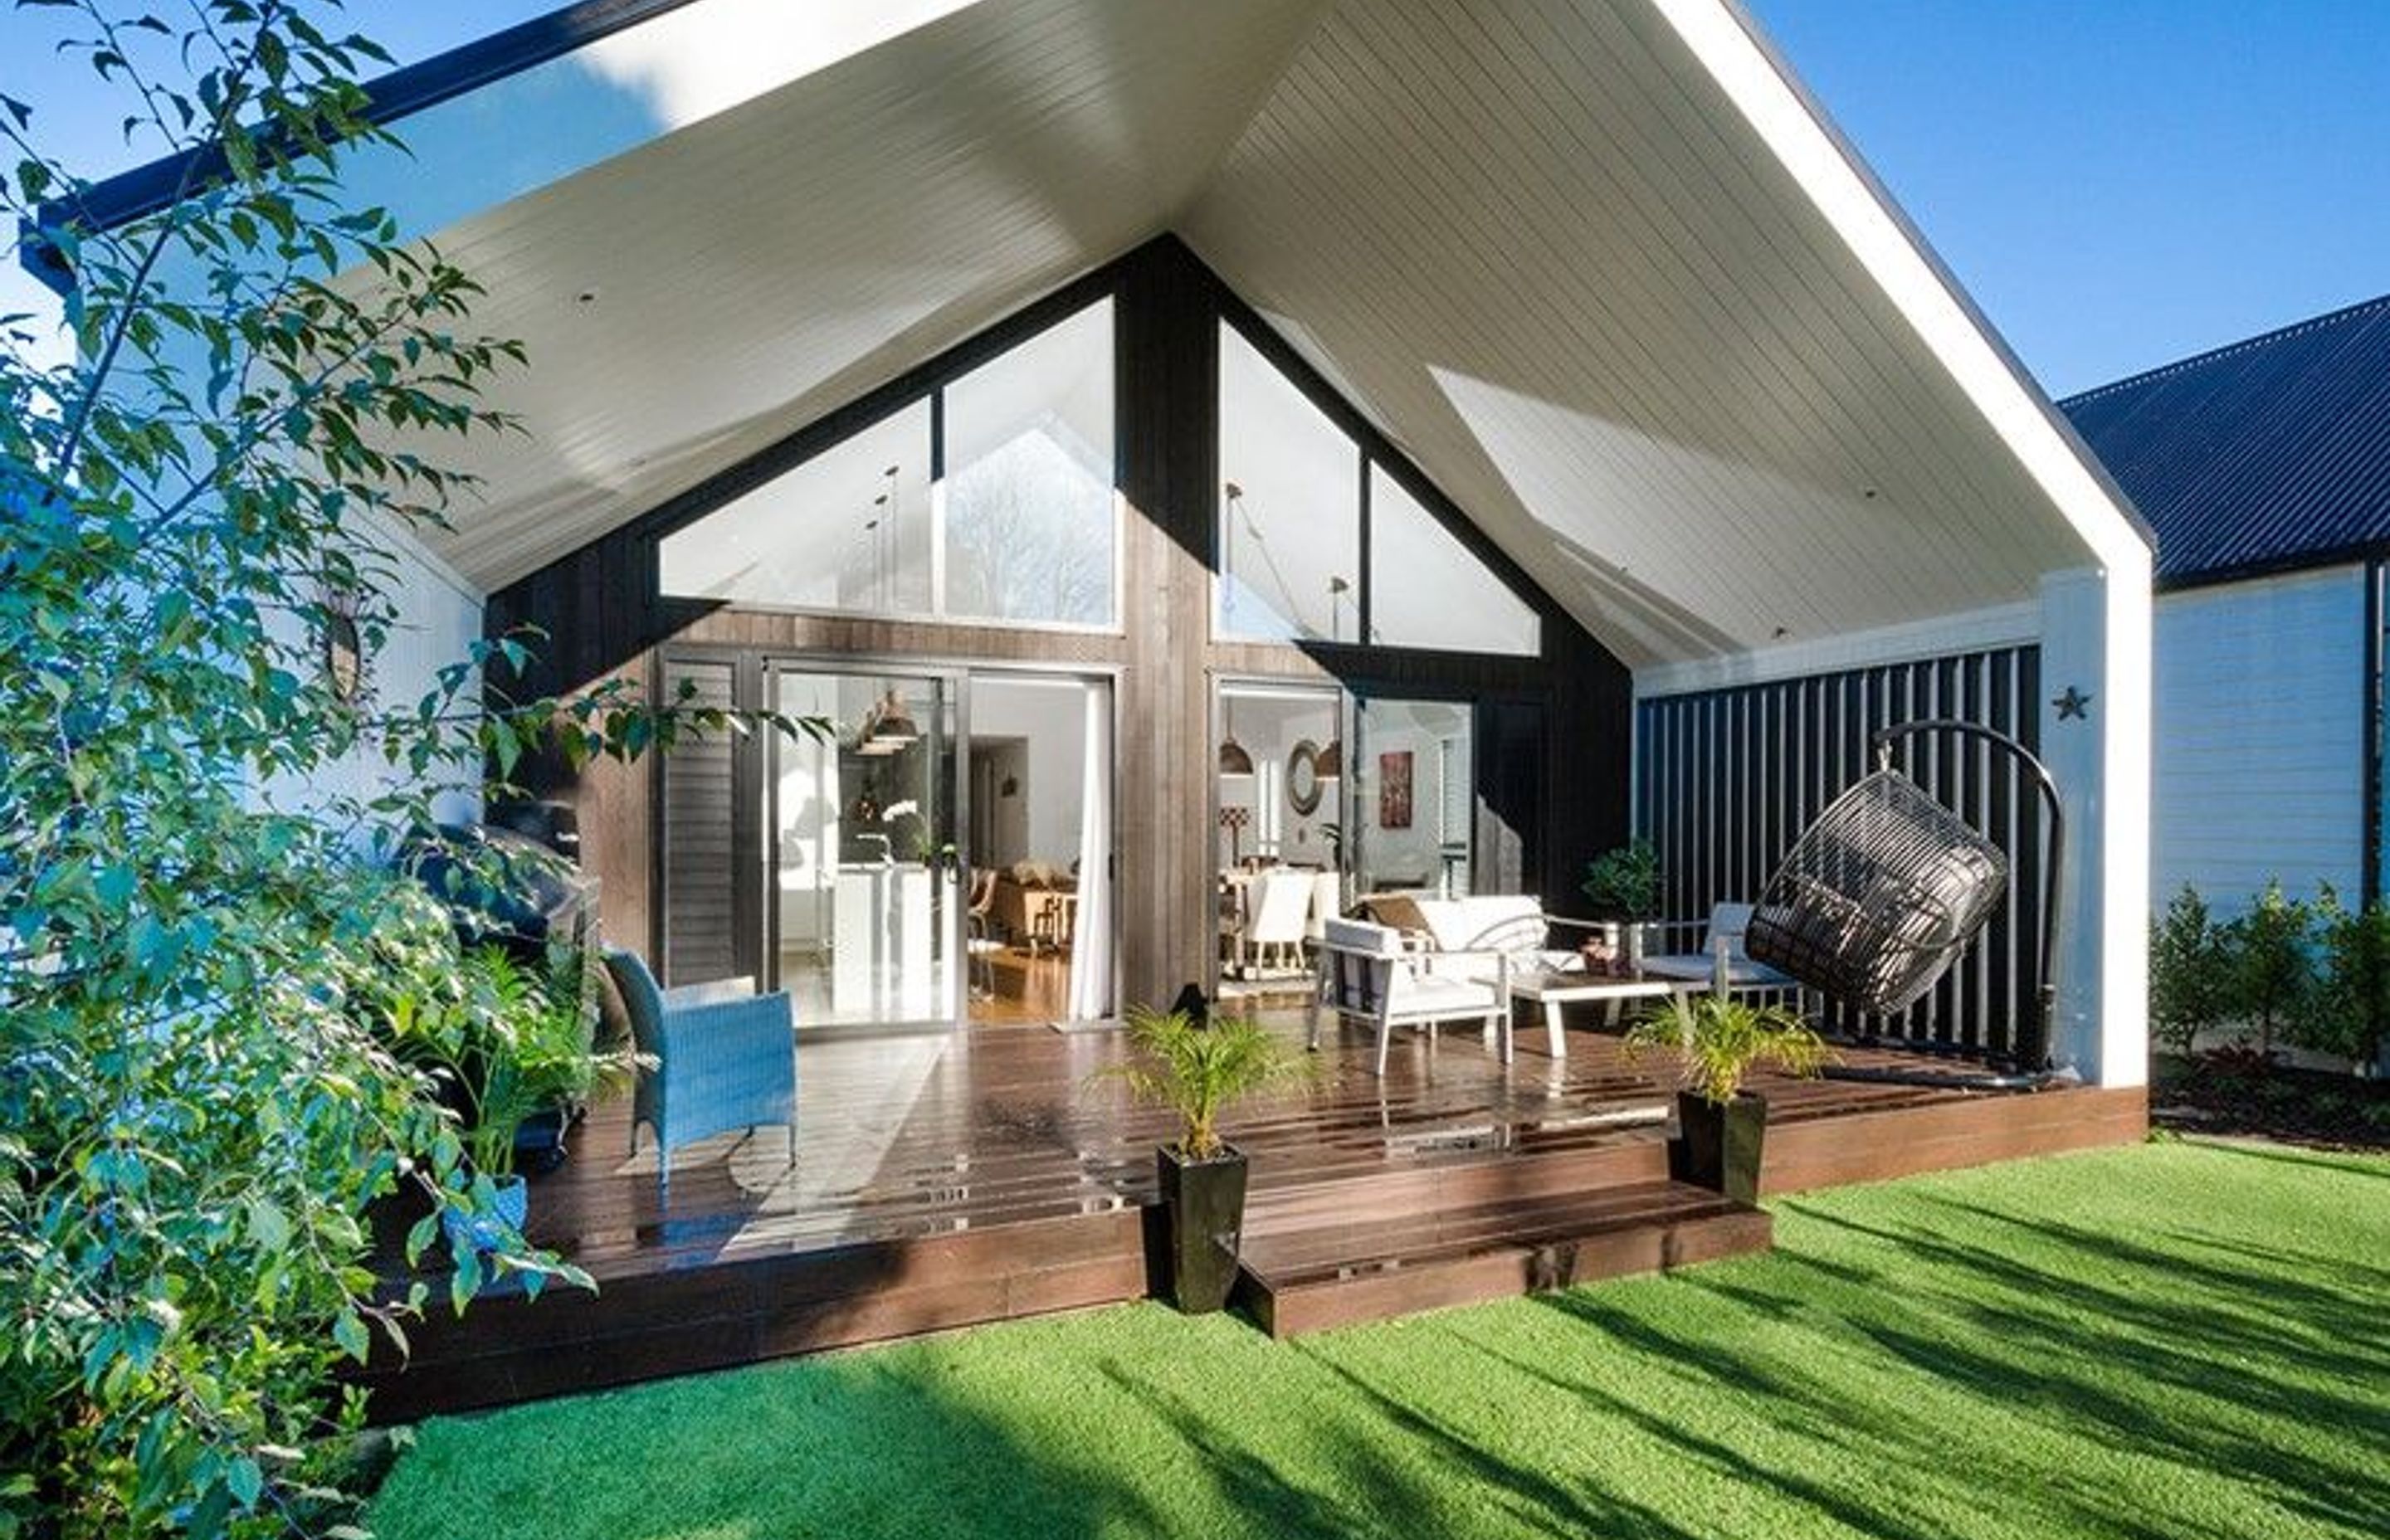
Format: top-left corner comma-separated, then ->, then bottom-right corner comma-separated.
371,1141 -> 2388,1539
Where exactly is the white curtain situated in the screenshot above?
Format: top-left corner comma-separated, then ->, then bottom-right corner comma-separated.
1066,682 -> 1114,1021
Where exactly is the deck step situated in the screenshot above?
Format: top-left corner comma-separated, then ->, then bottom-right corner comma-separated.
1234,1178 -> 1771,1337
1243,1121 -> 1672,1235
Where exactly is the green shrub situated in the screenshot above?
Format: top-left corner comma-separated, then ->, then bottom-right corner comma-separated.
1622,992 -> 1834,1104
1097,1007 -> 1313,1160
2149,885 -> 2233,1058
2224,879 -> 2316,1059
406,945 -> 638,1182
2308,885 -> 2390,1065
0,7 -> 810,1533
1582,841 -> 1662,921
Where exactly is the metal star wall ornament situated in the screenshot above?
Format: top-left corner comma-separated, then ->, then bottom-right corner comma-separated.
2051,685 -> 2092,721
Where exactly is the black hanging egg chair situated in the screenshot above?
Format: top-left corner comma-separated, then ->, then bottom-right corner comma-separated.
1743,719 -> 2069,1088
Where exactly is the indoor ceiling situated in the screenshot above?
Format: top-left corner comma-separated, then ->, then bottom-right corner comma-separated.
340,0 -> 2130,667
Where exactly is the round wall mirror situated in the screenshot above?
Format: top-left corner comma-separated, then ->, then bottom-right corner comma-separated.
1287,739 -> 1324,816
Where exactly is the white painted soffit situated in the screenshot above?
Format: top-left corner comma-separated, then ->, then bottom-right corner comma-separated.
349,0 -> 1334,590
346,0 -> 2141,670
1183,0 -> 2142,666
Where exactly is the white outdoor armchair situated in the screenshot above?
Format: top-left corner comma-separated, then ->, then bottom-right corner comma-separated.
1310,916 -> 1510,1075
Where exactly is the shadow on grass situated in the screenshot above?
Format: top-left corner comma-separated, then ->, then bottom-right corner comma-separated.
1095,1354 -> 1716,1540
2172,1137 -> 2390,1182
372,1144 -> 2389,1540
1491,1162 -> 2390,1540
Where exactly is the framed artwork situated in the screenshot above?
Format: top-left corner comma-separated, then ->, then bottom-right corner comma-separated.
1378,749 -> 1413,829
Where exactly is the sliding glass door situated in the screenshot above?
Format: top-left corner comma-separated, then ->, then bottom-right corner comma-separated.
963,673 -> 1115,1026
1351,695 -> 1475,899
769,667 -> 961,1029
657,655 -> 1115,1030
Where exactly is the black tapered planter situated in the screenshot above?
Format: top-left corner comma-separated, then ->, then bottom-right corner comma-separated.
1671,1091 -> 1768,1206
1156,1143 -> 1249,1313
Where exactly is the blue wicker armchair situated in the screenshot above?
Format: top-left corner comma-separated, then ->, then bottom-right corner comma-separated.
602,949 -> 797,1200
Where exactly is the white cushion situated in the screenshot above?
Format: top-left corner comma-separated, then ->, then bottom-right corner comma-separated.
1386,972 -> 1501,1016
1323,916 -> 1404,956
1409,895 -> 1546,953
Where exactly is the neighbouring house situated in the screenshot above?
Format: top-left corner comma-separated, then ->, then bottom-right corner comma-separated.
2059,293 -> 2390,914
32,0 -> 2156,1411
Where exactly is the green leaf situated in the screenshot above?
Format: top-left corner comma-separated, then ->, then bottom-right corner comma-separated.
246,1196 -> 292,1251
331,1309 -> 370,1364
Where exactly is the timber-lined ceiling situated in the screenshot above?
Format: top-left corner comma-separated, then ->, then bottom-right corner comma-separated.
365,0 -> 2109,666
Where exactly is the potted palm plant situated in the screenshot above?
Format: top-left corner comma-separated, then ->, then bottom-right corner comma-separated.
1098,1005 -> 1311,1313
1623,992 -> 1832,1204
421,946 -> 640,1255
1581,840 -> 1662,973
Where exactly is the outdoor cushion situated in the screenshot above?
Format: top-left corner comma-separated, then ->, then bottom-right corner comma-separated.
1409,895 -> 1548,954
1641,902 -> 1794,989
1354,893 -> 1432,934
1322,916 -> 1405,956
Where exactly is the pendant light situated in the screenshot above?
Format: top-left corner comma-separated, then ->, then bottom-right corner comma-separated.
864,687 -> 919,755
1219,696 -> 1255,778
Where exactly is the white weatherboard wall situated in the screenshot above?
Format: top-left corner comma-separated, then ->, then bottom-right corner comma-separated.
2153,565 -> 2365,913
282,516 -> 486,832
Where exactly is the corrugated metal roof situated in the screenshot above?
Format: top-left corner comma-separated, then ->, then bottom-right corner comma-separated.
2059,293 -> 2390,585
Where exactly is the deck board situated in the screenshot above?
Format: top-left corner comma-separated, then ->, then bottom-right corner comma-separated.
352,1016 -> 2144,1419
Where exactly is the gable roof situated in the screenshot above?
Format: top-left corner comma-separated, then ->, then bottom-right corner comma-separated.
30,0 -> 2148,667
2058,294 -> 2390,587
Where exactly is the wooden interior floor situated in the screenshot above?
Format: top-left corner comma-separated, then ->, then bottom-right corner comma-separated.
967,947 -> 1071,1025
354,1012 -> 2146,1419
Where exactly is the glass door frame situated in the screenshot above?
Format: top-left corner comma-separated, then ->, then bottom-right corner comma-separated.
1207,674 -> 1355,998
763,655 -> 970,1034
960,665 -> 1125,1027
1348,685 -> 1483,903
758,652 -> 1126,1033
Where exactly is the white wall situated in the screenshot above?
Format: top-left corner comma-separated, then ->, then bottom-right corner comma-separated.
1218,692 -> 1340,869
970,677 -> 1089,867
254,512 -> 485,834
2152,564 -> 2366,912
348,515 -> 486,829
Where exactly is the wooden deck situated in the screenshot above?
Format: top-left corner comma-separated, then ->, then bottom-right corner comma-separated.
354,1015 -> 2145,1421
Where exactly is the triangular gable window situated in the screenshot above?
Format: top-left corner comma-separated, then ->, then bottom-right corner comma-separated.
1217,319 -> 1539,656
660,300 -> 1117,628
1368,466 -> 1539,656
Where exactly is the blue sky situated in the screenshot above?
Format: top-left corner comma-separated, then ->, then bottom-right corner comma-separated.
5,0 -> 2386,397
1745,0 -> 2390,397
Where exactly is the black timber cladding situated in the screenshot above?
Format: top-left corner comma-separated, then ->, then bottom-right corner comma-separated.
1637,646 -> 2044,1056
2059,292 -> 2390,587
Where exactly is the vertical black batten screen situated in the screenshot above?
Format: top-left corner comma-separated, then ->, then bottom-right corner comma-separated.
1636,645 -> 2043,1055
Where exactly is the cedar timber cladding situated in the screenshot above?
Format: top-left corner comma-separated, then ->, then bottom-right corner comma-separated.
485,237 -> 1634,1009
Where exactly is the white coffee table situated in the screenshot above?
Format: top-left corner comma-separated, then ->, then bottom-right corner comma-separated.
1505,967 -> 1694,1060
